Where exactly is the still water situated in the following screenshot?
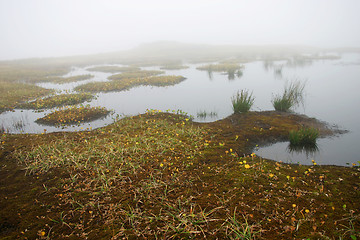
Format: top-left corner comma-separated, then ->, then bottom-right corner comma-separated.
1,53 -> 359,166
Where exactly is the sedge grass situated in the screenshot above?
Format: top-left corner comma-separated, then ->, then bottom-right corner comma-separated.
289,127 -> 319,146
231,90 -> 255,113
272,80 -> 305,112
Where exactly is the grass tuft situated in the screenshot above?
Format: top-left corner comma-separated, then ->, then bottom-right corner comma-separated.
231,90 -> 255,113
289,127 -> 319,146
272,80 -> 305,112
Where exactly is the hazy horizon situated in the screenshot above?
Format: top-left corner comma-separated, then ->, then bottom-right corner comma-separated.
1,0 -> 360,60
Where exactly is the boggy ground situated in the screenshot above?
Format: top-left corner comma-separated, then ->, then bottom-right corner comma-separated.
0,111 -> 359,239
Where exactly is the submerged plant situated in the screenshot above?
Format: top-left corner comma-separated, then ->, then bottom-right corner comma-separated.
231,90 -> 255,113
289,127 -> 319,146
272,80 -> 305,112
197,110 -> 218,119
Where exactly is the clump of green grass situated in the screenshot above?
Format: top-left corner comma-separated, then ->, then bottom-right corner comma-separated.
289,127 -> 319,146
272,80 -> 305,112
17,93 -> 94,109
36,105 -> 109,126
231,90 -> 255,113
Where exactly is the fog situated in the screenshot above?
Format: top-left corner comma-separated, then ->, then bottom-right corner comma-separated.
1,0 -> 360,60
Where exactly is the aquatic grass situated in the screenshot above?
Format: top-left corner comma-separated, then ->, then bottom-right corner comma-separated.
197,110 -> 218,119
272,80 -> 305,112
36,105 -> 109,126
75,75 -> 186,93
289,127 -> 319,146
231,90 -> 255,113
17,93 -> 94,109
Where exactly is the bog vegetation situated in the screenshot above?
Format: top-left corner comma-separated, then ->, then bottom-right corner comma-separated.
0,44 -> 359,239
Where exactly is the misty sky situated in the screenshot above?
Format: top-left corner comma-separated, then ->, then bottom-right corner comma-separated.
1,0 -> 360,60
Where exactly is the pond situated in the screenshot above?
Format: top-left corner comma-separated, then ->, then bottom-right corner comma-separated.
1,53 -> 359,166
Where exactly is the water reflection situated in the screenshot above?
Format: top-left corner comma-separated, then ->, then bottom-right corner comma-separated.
287,143 -> 319,159
286,57 -> 313,68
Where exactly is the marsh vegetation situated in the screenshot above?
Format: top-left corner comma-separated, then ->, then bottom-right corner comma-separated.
272,80 -> 305,112
0,81 -> 53,111
231,89 -> 255,113
36,105 -> 109,126
1,110 -> 359,239
0,44 -> 359,239
17,93 -> 94,109
75,75 -> 186,93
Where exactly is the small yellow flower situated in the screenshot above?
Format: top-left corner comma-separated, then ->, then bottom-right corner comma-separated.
305,209 -> 310,213
269,173 -> 274,178
160,163 -> 164,167
292,204 -> 296,208
244,164 -> 250,169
